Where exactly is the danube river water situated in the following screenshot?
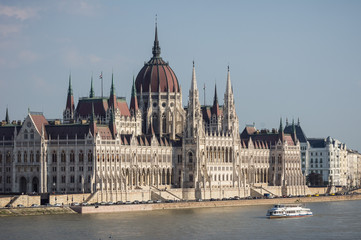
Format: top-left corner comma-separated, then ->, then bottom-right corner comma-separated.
1,200 -> 361,240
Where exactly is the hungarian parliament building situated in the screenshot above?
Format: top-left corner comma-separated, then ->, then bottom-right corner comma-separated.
0,26 -> 308,201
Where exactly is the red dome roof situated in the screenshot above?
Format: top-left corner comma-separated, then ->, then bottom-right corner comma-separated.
135,25 -> 180,93
135,58 -> 179,93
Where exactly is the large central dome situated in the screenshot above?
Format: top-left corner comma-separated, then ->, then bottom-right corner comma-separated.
135,25 -> 180,93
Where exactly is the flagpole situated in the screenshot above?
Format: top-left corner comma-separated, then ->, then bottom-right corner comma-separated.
100,71 -> 103,98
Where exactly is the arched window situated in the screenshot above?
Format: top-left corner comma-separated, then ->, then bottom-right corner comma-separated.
18,151 -> 21,163
162,113 -> 166,134
30,129 -> 34,139
88,151 -> 93,162
79,151 -> 84,162
61,151 -> 66,162
36,151 -> 40,162
6,151 -> 11,163
70,151 -> 75,162
52,151 -> 57,163
188,152 -> 193,163
30,151 -> 34,162
24,151 -> 27,163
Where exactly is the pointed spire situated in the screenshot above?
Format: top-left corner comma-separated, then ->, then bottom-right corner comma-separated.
191,61 -> 197,91
130,76 -> 139,113
152,16 -> 161,58
212,83 -> 220,116
110,72 -> 115,95
279,117 -> 283,132
279,117 -> 284,142
213,83 -> 218,105
65,73 -> 75,116
68,73 -> 73,95
226,65 -> 232,94
291,118 -> 298,143
89,75 -> 95,98
109,72 -> 117,109
297,117 -> 300,126
5,107 -> 9,124
286,118 -> 289,126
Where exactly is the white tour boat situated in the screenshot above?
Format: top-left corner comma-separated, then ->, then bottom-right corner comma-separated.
266,204 -> 313,219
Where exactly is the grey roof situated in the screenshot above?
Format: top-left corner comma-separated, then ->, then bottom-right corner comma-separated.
308,138 -> 326,148
284,124 -> 307,143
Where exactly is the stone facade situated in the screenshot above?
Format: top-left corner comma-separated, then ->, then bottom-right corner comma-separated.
0,26 -> 308,201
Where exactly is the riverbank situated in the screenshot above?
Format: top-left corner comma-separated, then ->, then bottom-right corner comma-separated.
1,194 -> 360,217
74,194 -> 361,214
0,207 -> 76,217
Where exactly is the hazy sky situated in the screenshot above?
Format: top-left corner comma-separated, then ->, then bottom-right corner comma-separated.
1,0 -> 361,150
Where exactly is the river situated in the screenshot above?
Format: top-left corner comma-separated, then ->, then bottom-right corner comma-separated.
1,200 -> 360,240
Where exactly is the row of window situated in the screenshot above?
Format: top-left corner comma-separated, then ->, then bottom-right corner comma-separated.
52,166 -> 92,172
52,175 -> 91,184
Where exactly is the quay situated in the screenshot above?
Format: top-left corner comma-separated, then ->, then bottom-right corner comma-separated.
72,194 -> 361,214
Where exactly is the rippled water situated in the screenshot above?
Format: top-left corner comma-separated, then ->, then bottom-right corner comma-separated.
1,200 -> 361,240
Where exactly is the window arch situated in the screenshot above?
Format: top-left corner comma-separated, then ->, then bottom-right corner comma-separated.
162,113 -> 166,134
188,152 -> 193,163
79,151 -> 84,162
52,151 -> 57,163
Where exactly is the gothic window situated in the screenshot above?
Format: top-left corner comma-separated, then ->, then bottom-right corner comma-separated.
36,151 -> 40,162
88,151 -> 93,162
6,152 -> 11,163
52,151 -> 57,163
70,176 -> 75,183
61,151 -> 66,162
79,151 -> 84,162
162,113 -> 166,134
189,174 -> 193,182
30,129 -> 34,139
70,151 -> 75,163
18,151 -> 21,163
30,151 -> 34,162
24,130 -> 28,139
188,152 -> 193,163
0,153 -> 2,163
53,176 -> 57,183
61,176 -> 66,183
24,151 -> 27,163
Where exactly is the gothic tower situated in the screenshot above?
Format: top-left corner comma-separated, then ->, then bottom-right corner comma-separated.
63,74 -> 74,122
222,66 -> 239,136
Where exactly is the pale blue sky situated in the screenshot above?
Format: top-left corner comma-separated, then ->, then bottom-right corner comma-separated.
0,0 -> 361,150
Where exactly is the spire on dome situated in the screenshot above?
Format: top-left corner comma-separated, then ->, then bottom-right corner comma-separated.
152,16 -> 161,58
89,75 -> 95,98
